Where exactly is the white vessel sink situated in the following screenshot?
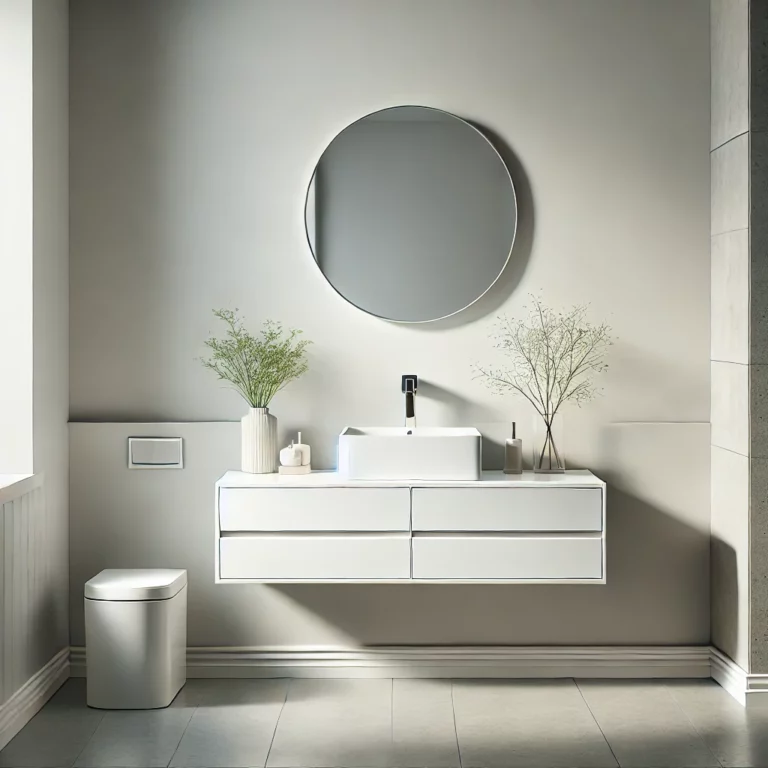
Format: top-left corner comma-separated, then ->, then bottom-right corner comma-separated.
338,427 -> 482,481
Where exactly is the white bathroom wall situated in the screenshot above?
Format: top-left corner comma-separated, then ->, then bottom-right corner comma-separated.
0,0 -> 34,474
708,0 -> 768,676
710,0 -> 751,672
69,1 -> 711,647
32,0 -> 69,669
0,1 -> 69,746
0,477 -> 69,750
69,0 -> 710,432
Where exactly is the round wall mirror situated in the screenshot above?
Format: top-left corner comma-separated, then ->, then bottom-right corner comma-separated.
305,106 -> 517,323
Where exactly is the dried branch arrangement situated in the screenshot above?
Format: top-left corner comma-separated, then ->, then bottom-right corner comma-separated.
474,296 -> 612,470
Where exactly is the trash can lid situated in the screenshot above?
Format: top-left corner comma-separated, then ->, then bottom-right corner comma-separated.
85,569 -> 187,601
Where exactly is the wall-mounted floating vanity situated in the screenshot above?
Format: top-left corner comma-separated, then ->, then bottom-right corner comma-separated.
215,470 -> 606,584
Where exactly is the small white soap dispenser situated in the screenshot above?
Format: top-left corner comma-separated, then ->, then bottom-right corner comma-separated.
279,441 -> 301,467
504,422 -> 523,475
279,432 -> 312,475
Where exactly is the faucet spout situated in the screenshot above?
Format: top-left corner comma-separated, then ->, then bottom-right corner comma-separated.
402,375 -> 418,429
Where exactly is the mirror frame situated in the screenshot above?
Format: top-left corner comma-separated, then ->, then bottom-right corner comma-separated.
303,105 -> 518,324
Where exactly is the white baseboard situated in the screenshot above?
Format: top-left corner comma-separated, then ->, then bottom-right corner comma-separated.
59,645 -> 768,709
69,645 -> 711,680
0,648 -> 70,751
710,647 -> 768,708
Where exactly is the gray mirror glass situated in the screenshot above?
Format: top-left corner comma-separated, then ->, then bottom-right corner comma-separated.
305,106 -> 517,323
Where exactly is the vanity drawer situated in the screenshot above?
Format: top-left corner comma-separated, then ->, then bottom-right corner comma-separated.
218,488 -> 410,532
219,534 -> 411,580
411,488 -> 602,532
412,535 -> 603,580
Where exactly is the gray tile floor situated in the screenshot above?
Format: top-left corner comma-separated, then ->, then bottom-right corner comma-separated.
1,677 -> 767,768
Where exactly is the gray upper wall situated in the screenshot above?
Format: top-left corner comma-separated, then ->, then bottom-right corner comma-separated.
69,0 -> 709,435
32,0 -> 69,671
69,1 -> 712,649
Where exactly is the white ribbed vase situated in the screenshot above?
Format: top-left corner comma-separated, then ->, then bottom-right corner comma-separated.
241,407 -> 278,474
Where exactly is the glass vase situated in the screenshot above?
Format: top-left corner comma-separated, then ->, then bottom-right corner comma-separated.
532,413 -> 565,473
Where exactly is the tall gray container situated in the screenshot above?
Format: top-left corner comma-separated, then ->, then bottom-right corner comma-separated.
85,569 -> 187,709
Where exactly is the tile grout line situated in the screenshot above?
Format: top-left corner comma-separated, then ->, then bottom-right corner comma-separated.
710,130 -> 748,154
68,702 -> 106,768
574,679 -> 620,768
711,225 -> 750,238
450,680 -> 464,768
263,677 -> 291,768
390,677 -> 394,754
711,442 -> 750,459
664,682 -> 724,768
165,698 -> 199,768
711,358 -> 750,366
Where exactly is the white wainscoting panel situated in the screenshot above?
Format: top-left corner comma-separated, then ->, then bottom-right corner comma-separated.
0,475 -> 69,749
1,475 -> 46,705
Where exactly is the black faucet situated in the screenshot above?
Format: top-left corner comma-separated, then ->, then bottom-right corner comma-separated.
402,375 -> 418,429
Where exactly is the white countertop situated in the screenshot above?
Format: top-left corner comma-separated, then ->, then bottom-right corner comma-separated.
217,469 -> 604,488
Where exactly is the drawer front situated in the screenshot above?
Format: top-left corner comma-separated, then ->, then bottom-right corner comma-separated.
412,535 -> 603,580
220,535 -> 411,580
411,488 -> 602,532
219,488 -> 410,532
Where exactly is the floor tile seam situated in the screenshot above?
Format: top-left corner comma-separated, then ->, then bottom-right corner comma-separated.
710,130 -> 748,154
663,683 -> 725,768
573,678 -> 620,768
164,700 -> 200,768
390,678 -> 394,755
450,679 -> 464,768
68,705 -> 107,768
264,678 -> 291,768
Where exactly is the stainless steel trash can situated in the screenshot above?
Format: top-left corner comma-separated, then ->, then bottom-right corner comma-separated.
85,569 -> 187,709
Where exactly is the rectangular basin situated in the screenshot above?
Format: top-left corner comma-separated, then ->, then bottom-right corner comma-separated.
338,427 -> 482,481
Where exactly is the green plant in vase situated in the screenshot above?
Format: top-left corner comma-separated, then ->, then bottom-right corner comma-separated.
200,309 -> 311,473
474,296 -> 611,472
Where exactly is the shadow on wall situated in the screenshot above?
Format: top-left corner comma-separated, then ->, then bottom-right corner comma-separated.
272,421 -> 711,647
711,535 -> 740,665
269,423 -> 711,647
68,421 -> 710,648
272,482 -> 709,646
408,125 -> 535,332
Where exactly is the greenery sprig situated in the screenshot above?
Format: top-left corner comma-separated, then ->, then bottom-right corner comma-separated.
200,309 -> 311,408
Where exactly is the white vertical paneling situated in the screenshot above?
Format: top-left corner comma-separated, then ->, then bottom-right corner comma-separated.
33,486 -> 41,651
13,496 -> 23,693
3,501 -> 13,705
0,503 -> 4,705
0,476 -> 46,707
